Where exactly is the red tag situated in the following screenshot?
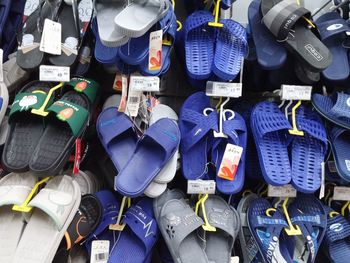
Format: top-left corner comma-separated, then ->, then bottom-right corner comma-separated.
73,138 -> 81,175
218,144 -> 243,181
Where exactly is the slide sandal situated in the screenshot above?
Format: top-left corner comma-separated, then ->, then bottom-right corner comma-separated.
330,126 -> 350,182
29,78 -> 100,175
312,92 -> 350,130
261,0 -> 332,72
247,198 -> 290,263
213,18 -> 248,81
198,195 -> 240,263
114,0 -> 169,38
323,205 -> 350,263
158,198 -> 209,263
13,175 -> 81,263
251,101 -> 292,185
179,92 -> 218,180
116,118 -> 180,197
212,111 -> 247,194
288,195 -> 327,263
290,105 -> 327,193
248,0 -> 287,70
97,109 -> 137,172
2,81 -> 56,172
183,11 -> 215,80
108,198 -> 159,263
316,12 -> 350,81
95,0 -> 129,47
0,172 -> 37,262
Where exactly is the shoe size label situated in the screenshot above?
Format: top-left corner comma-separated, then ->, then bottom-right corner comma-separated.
39,65 -> 70,82
281,85 -> 312,101
333,186 -> 350,201
206,81 -> 242,98
39,19 -> 62,55
218,143 -> 243,181
91,240 -> 109,263
130,76 -> 160,92
268,184 -> 297,198
149,29 -> 163,71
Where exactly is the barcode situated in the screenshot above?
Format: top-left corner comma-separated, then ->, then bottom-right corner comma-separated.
128,97 -> 139,103
95,252 -> 108,262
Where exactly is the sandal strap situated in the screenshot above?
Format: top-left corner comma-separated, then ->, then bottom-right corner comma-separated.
330,93 -> 350,120
325,214 -> 350,244
316,12 -> 350,40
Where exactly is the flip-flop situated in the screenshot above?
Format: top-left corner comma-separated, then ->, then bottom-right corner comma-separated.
251,101 -> 292,185
248,0 -> 287,70
213,18 -> 248,80
179,92 -> 218,180
108,198 -> 159,263
315,12 -> 350,81
114,0 -> 169,38
212,111 -> 247,194
115,118 -> 180,197
312,92 -> 350,130
13,175 -> 81,263
29,78 -> 100,175
288,195 -> 327,263
198,195 -> 240,263
261,0 -> 332,73
0,172 -> 37,262
2,81 -> 56,172
290,105 -> 327,193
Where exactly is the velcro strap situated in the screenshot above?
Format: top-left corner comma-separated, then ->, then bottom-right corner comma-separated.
10,92 -> 47,118
67,77 -> 99,104
325,215 -> 350,244
329,93 -> 350,120
184,10 -> 214,35
263,0 -> 311,41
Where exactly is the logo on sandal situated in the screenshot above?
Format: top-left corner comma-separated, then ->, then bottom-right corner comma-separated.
57,108 -> 74,121
304,44 -> 323,61
327,24 -> 344,31
330,223 -> 343,232
75,81 -> 87,92
19,95 -> 38,110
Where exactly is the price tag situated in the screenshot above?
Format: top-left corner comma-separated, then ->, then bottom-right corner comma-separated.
333,186 -> 350,201
125,89 -> 142,117
130,76 -> 160,92
187,180 -> 216,194
148,29 -> 163,71
0,49 -> 3,82
206,81 -> 242,98
218,143 -> 243,181
281,85 -> 312,101
91,240 -> 109,263
39,65 -> 70,82
39,19 -> 61,55
268,184 -> 297,198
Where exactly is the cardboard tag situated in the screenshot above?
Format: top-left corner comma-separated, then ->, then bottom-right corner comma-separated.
187,180 -> 216,194
118,78 -> 128,113
217,144 -> 243,181
91,240 -> 109,263
39,19 -> 61,55
130,76 -> 160,92
148,30 -> 163,70
125,89 -> 142,117
113,73 -> 127,92
281,85 -> 312,101
268,184 -> 297,197
206,81 -> 242,98
39,65 -> 70,82
333,186 -> 350,201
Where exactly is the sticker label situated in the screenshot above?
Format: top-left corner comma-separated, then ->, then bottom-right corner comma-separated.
91,240 -> 109,263
333,186 -> 350,201
206,81 -> 242,98
39,65 -> 70,82
268,184 -> 297,197
217,143 -> 243,181
39,19 -> 61,55
130,76 -> 160,92
187,180 -> 216,194
281,85 -> 312,101
149,30 -> 163,70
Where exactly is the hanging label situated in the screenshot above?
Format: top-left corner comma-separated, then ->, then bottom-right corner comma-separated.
231,257 -> 240,263
125,89 -> 142,117
73,138 -> 81,175
281,85 -> 312,101
113,73 -> 128,92
118,77 -> 128,113
319,162 -> 325,199
187,180 -> 216,194
206,81 -> 242,98
328,161 -> 337,173
0,49 -> 3,82
39,65 -> 70,82
130,76 -> 160,92
91,240 -> 109,263
267,184 -> 297,197
217,143 -> 243,181
148,30 -> 163,70
39,19 -> 61,55
333,186 -> 350,201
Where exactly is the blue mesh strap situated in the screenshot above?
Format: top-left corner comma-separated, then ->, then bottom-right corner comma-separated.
329,93 -> 350,120
184,10 -> 214,36
324,215 -> 350,245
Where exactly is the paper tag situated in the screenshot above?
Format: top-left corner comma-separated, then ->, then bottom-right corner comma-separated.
231,257 -> 240,263
39,19 -> 61,55
73,138 -> 81,175
206,81 -> 242,98
39,65 -> 70,82
187,180 -> 216,194
113,73 -> 127,92
281,85 -> 312,101
91,240 -> 109,263
118,77 -> 128,113
333,186 -> 350,201
0,49 -> 3,82
217,144 -> 243,181
319,162 -> 325,199
130,76 -> 160,92
126,89 -> 142,117
328,161 -> 337,173
149,30 -> 163,70
268,184 -> 297,197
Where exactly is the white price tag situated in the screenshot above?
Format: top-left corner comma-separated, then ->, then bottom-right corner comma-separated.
333,186 -> 350,201
39,19 -> 61,55
39,65 -> 70,82
125,89 -> 142,117
231,257 -> 240,263
91,240 -> 109,263
187,180 -> 216,194
130,76 -> 159,92
268,184 -> 297,198
281,85 -> 312,101
0,49 -> 3,82
206,81 -> 242,98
